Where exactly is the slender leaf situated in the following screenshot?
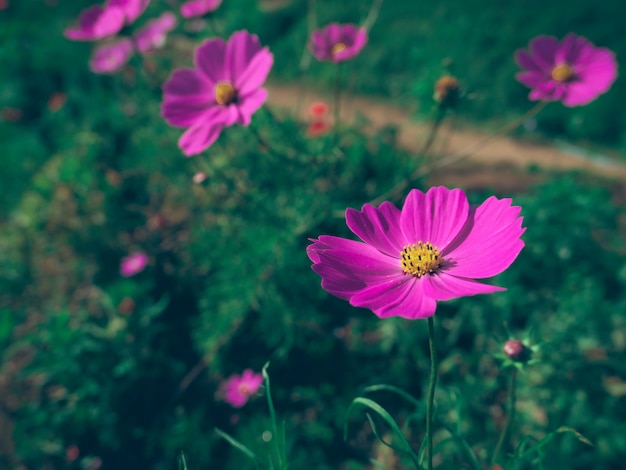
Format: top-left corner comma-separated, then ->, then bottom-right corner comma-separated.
214,428 -> 260,469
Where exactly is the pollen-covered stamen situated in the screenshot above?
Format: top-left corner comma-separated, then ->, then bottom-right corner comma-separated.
401,241 -> 441,277
551,63 -> 574,82
331,42 -> 347,56
215,81 -> 237,105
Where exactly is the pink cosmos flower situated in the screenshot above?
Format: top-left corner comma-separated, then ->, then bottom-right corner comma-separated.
221,369 -> 263,408
120,252 -> 149,277
134,12 -> 177,53
65,0 -> 150,41
307,187 -> 525,320
162,30 -> 274,156
309,23 -> 367,63
180,0 -> 222,18
90,37 -> 134,74
515,34 -> 618,107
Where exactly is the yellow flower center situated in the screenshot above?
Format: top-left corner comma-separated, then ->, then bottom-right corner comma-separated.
551,63 -> 574,83
401,242 -> 441,277
215,81 -> 237,105
238,384 -> 250,395
331,42 -> 347,56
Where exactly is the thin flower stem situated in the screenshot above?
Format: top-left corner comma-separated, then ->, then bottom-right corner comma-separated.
362,0 -> 384,31
333,63 -> 343,145
491,367 -> 518,467
419,106 -> 447,156
426,316 -> 438,470
365,101 -> 547,208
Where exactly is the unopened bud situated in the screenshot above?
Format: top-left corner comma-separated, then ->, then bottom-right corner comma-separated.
503,339 -> 532,362
434,75 -> 461,109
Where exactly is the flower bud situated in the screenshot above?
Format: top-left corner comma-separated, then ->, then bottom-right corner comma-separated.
503,339 -> 532,362
434,75 -> 461,109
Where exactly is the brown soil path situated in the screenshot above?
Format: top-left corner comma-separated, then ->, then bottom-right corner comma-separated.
267,83 -> 626,186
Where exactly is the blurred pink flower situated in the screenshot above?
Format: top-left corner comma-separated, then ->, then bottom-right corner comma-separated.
309,23 -> 367,63
180,0 -> 222,18
307,187 -> 525,320
515,33 -> 618,107
309,100 -> 329,118
120,252 -> 149,277
306,120 -> 331,138
162,30 -> 273,156
222,369 -> 263,408
65,0 -> 150,41
135,12 -> 177,53
192,171 -> 207,183
89,37 -> 134,74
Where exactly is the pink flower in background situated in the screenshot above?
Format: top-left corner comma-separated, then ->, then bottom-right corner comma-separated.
65,0 -> 150,41
162,30 -> 273,156
222,369 -> 263,408
89,38 -> 134,74
134,12 -> 177,53
309,101 -> 329,118
120,252 -> 149,277
309,23 -> 367,63
307,187 -> 525,320
180,0 -> 222,18
515,34 -> 618,107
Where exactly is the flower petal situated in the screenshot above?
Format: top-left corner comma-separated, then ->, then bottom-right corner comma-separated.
515,70 -> 548,88
237,88 -> 268,126
424,272 -> 504,301
65,5 -> 125,41
350,277 -> 437,319
195,37 -> 228,83
400,187 -> 469,249
346,202 -> 405,257
307,236 -> 401,300
515,49 -> 544,73
226,31 -> 262,82
529,35 -> 559,70
235,48 -> 273,96
442,196 -> 525,279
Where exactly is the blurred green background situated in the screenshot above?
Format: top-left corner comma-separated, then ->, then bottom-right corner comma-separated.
1,0 -> 626,469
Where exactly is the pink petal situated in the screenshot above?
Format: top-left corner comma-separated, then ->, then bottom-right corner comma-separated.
235,48 -> 273,96
515,49 -> 544,73
195,38 -> 228,84
350,277 -> 437,320
226,31 -> 262,83
346,202 -> 405,257
529,35 -> 559,70
515,70 -> 549,88
424,272 -> 504,301
109,0 -> 150,24
163,68 -> 212,101
178,109 -> 226,156
65,5 -> 125,41
236,88 -> 268,126
400,187 -> 469,249
556,34 -> 593,65
324,23 -> 342,46
89,38 -> 134,74
180,0 -> 222,18
442,196 -> 525,279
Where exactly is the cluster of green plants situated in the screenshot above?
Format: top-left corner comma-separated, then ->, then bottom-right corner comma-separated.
1,1 -> 626,469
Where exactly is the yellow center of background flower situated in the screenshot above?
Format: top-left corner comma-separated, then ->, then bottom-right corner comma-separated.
215,82 -> 237,105
238,384 -> 250,395
401,242 -> 441,277
551,63 -> 574,82
331,43 -> 347,56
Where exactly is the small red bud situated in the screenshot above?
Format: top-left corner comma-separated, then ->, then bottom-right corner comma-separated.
503,339 -> 532,362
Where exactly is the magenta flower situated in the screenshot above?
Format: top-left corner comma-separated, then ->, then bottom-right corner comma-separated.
515,34 -> 618,107
90,38 -> 134,74
221,369 -> 263,408
134,12 -> 177,53
65,0 -> 150,41
162,30 -> 273,156
309,23 -> 367,63
307,187 -> 525,320
180,0 -> 222,18
120,252 -> 149,277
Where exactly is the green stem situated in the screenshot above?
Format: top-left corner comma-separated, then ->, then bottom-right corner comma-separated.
491,368 -> 518,467
426,316 -> 438,470
333,63 -> 342,145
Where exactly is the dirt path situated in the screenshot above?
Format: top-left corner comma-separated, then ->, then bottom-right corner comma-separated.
267,83 -> 626,187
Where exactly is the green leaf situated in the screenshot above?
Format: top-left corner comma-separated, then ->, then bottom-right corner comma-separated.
345,397 -> 422,469
214,428 -> 260,469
